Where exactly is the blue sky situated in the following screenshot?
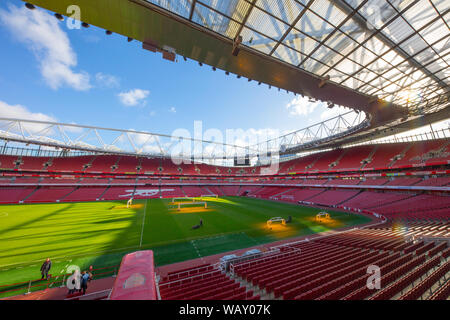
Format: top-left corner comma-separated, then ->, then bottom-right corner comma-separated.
0,0 -> 359,144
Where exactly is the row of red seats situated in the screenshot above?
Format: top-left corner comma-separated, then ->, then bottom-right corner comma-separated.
428,277 -> 450,300
369,255 -> 441,300
399,260 -> 450,300
1,139 -> 448,175
343,253 -> 424,300
158,268 -> 259,300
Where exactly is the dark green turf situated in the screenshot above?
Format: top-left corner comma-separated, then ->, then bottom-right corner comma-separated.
0,196 -> 371,296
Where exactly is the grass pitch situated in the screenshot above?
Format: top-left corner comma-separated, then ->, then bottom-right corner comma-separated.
0,196 -> 371,294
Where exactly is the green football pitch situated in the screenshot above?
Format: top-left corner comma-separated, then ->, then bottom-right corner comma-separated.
0,196 -> 371,291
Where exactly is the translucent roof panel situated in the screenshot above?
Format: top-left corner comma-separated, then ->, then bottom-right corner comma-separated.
146,0 -> 450,115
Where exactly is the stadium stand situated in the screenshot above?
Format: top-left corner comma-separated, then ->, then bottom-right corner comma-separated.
1,0 -> 449,302
0,140 -> 448,301
227,227 -> 449,300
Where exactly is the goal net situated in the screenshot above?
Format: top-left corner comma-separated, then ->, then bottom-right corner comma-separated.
267,217 -> 286,226
316,212 -> 330,221
171,197 -> 195,203
200,194 -> 218,199
170,201 -> 208,211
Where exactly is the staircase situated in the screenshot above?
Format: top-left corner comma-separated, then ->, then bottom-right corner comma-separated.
270,188 -> 293,200
303,188 -> 328,201
14,156 -> 23,170
203,186 -> 214,195
111,156 -> 121,172
306,153 -> 323,170
228,272 -> 273,300
360,145 -> 378,169
180,186 -> 188,197
366,193 -> 420,210
389,143 -> 413,167
337,190 -> 364,206
82,156 -> 96,172
97,186 -> 111,200
59,186 -> 80,201
21,186 -> 40,202
329,149 -> 347,169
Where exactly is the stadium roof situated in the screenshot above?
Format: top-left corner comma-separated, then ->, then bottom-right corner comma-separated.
142,0 -> 449,116
18,0 -> 450,152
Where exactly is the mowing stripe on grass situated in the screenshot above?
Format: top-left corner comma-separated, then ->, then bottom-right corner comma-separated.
0,245 -> 142,269
0,197 -> 372,288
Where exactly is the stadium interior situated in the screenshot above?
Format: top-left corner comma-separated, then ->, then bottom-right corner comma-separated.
0,0 -> 449,301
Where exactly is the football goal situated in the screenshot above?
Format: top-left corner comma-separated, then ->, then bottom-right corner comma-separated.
267,217 -> 286,226
200,194 -> 218,199
171,197 -> 195,203
170,201 -> 208,211
316,212 -> 330,221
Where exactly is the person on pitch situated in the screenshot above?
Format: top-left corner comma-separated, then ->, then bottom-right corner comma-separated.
80,271 -> 90,295
40,258 -> 52,280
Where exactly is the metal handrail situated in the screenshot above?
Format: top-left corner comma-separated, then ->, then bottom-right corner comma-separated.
0,264 -> 119,298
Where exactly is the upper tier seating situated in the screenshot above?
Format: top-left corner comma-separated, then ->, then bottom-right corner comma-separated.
85,156 -> 119,172
19,157 -> 50,171
116,156 -> 140,172
394,140 -> 447,167
1,139 -> 448,175
0,155 -> 20,170
48,156 -> 93,172
365,144 -> 408,169
333,145 -> 375,170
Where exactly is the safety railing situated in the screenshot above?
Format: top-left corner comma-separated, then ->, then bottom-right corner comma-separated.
0,264 -> 119,299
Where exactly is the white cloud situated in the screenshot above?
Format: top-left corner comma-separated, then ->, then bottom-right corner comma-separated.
0,100 -> 83,135
0,4 -> 91,91
149,110 -> 156,117
0,100 -> 56,134
169,107 -> 176,113
0,100 -> 56,123
118,89 -> 150,106
95,73 -> 120,88
286,96 -> 322,117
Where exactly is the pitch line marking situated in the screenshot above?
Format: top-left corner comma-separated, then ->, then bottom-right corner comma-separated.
0,212 -> 8,218
190,240 -> 201,258
139,199 -> 148,248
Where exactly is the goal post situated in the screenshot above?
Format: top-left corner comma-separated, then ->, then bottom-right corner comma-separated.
171,201 -> 208,211
315,212 -> 330,221
267,217 -> 286,227
172,197 -> 195,203
200,194 -> 218,199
